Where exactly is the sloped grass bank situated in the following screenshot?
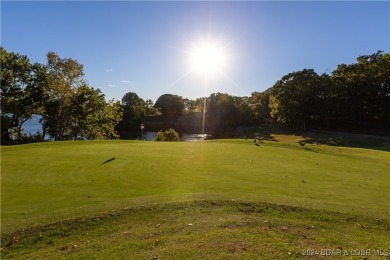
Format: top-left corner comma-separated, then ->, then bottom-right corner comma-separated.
2,200 -> 389,259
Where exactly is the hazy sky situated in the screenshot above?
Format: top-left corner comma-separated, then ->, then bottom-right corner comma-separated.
2,1 -> 389,102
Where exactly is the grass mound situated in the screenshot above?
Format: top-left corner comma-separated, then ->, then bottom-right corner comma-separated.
2,200 -> 389,259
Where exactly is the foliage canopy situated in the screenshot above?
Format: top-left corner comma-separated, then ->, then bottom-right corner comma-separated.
2,47 -> 389,143
1,48 -> 123,143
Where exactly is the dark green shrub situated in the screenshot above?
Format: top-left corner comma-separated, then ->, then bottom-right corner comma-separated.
154,128 -> 180,142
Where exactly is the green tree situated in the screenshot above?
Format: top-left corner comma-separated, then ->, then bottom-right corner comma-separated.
70,85 -> 104,139
178,98 -> 204,133
331,51 -> 390,128
0,47 -> 46,142
145,99 -> 158,116
194,97 -> 206,113
154,94 -> 184,121
117,92 -> 146,131
269,69 -> 322,131
206,93 -> 240,136
42,52 -> 123,140
84,99 -> 123,140
249,90 -> 272,124
41,52 -> 86,140
234,96 -> 253,126
183,98 -> 197,114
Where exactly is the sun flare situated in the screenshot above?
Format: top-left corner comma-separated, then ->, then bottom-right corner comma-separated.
189,41 -> 227,78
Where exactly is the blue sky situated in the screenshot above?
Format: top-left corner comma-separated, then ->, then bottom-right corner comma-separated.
2,1 -> 389,102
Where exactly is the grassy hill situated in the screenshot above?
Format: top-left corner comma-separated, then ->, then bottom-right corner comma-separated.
1,134 -> 389,258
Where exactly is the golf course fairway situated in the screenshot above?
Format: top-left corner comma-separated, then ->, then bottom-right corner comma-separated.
1,137 -> 389,258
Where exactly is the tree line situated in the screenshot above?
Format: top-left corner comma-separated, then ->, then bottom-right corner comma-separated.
1,47 -> 389,144
1,47 -> 123,144
117,51 -> 389,137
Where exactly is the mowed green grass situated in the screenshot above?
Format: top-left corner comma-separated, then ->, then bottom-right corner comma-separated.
1,137 -> 390,258
2,200 -> 390,259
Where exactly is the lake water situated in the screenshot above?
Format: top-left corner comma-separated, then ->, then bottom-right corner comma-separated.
139,132 -> 209,141
23,115 -> 43,135
21,116 -> 209,141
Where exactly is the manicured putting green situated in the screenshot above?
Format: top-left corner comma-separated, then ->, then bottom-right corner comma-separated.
2,138 -> 389,234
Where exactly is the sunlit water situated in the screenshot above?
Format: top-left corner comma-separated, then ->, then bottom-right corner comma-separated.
20,116 -> 208,141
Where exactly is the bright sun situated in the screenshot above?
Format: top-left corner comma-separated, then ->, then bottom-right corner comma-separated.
189,41 -> 227,78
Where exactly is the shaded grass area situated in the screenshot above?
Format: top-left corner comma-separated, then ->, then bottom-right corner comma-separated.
238,126 -> 390,152
1,200 -> 389,259
301,131 -> 390,152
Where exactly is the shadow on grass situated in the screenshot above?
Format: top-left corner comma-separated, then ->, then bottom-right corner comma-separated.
101,157 -> 116,165
257,134 -> 278,142
241,127 -> 280,142
300,131 -> 390,152
239,125 -> 390,152
303,147 -> 318,153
